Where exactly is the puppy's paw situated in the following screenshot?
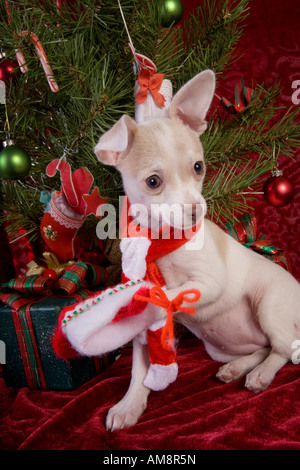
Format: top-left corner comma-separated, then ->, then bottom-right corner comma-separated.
216,362 -> 244,383
106,397 -> 147,431
245,368 -> 271,392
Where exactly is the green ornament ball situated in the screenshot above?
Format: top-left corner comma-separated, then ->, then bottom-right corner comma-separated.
159,0 -> 184,27
0,142 -> 31,180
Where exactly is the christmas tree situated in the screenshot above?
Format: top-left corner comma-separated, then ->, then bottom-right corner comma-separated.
0,0 -> 299,256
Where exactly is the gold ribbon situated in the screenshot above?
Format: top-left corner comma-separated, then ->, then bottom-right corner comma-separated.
26,252 -> 75,276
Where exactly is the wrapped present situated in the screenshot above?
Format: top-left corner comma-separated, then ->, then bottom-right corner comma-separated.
225,212 -> 291,272
0,257 -> 119,390
0,295 -> 119,390
23,252 -> 108,294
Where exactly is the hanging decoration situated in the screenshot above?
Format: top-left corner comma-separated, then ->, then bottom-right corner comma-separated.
0,140 -> 31,180
4,1 -> 58,92
159,0 -> 184,27
262,146 -> 295,208
240,147 -> 295,208
117,0 -> 172,124
0,51 -> 20,83
135,68 -> 166,107
15,31 -> 59,93
0,80 -> 31,180
118,0 -> 157,76
40,156 -> 108,261
263,169 -> 295,207
217,77 -> 255,114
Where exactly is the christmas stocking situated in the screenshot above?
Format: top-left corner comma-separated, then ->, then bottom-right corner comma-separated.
41,158 -> 95,261
52,279 -> 162,358
40,190 -> 86,262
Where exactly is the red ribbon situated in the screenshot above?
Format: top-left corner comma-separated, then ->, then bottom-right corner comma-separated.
225,212 -> 291,272
135,285 -> 201,350
135,68 -> 166,108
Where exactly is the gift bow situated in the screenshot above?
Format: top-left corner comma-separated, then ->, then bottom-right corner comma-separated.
135,68 -> 166,108
135,285 -> 201,350
26,252 -> 74,276
225,213 -> 291,272
0,260 -> 108,312
221,77 -> 255,114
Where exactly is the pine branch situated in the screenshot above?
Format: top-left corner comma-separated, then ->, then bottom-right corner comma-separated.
181,0 -> 250,85
203,84 -> 300,166
201,82 -> 300,224
204,157 -> 271,225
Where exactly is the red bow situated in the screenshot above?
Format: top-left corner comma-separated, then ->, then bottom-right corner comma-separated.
135,285 -> 201,350
135,68 -> 166,108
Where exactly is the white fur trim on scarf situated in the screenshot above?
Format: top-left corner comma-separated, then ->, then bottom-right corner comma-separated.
120,237 -> 151,280
143,362 -> 178,391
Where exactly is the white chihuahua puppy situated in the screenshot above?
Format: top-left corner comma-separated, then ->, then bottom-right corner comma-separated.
95,70 -> 300,431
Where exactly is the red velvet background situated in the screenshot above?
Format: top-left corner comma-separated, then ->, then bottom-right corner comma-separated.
1,0 -> 300,451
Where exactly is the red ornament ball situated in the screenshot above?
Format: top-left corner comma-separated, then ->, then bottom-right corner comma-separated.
0,56 -> 20,83
42,268 -> 58,280
263,171 -> 295,207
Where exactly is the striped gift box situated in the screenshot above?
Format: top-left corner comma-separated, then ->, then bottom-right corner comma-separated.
0,294 -> 119,390
0,262 -> 119,390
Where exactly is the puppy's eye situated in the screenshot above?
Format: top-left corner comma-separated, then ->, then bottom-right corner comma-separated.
194,161 -> 204,175
146,175 -> 161,189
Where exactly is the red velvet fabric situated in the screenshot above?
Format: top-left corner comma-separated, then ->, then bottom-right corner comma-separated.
1,0 -> 300,451
1,338 -> 300,450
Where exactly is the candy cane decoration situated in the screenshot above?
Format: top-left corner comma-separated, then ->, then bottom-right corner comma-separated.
4,1 -> 58,92
5,1 -> 28,73
17,31 -> 59,93
15,48 -> 28,74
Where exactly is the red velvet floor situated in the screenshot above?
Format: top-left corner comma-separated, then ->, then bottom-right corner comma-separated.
1,0 -> 300,451
1,337 -> 300,450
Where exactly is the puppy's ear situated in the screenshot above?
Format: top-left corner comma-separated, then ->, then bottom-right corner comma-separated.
94,115 -> 137,166
170,70 -> 215,135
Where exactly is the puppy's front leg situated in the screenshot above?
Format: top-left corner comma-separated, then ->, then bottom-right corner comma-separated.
106,336 -> 150,431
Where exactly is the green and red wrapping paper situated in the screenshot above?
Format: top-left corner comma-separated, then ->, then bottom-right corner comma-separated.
0,260 -> 118,390
224,212 -> 291,272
